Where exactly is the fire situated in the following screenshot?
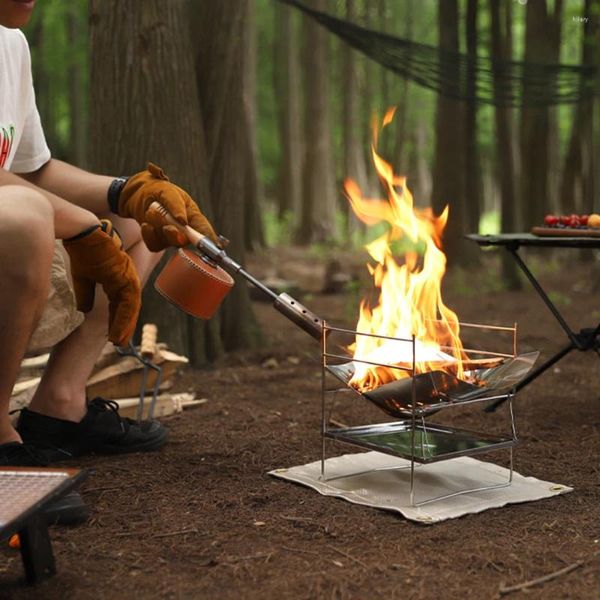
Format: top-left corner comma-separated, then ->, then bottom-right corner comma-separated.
345,113 -> 466,392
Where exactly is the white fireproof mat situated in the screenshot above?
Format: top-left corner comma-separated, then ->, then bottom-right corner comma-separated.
269,452 -> 572,524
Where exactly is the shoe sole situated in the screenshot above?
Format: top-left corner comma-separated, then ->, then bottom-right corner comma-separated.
92,429 -> 169,455
26,429 -> 169,464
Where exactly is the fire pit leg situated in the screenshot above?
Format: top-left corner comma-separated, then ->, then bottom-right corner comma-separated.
320,323 -> 328,480
410,335 -> 416,507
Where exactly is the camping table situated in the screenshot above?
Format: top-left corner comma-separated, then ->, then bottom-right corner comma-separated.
466,233 -> 600,411
0,467 -> 88,584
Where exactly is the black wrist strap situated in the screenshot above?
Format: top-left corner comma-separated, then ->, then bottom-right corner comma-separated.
64,223 -> 101,242
107,177 -> 129,214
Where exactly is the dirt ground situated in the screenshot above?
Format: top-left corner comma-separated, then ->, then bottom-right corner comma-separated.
1,247 -> 599,599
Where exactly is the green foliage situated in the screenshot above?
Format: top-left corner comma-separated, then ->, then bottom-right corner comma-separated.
263,205 -> 295,246
548,291 -> 573,306
479,210 -> 501,235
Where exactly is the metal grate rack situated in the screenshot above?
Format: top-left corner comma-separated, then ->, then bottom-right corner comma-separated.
319,320 -> 532,506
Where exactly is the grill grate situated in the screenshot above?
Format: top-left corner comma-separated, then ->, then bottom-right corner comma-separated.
0,471 -> 69,527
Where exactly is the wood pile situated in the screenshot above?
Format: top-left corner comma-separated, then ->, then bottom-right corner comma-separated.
10,324 -> 205,419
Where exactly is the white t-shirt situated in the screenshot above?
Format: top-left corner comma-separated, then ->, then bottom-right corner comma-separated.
0,25 -> 50,173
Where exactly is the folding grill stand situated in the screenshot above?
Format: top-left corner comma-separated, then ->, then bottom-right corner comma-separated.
467,233 -> 600,411
320,321 -> 520,507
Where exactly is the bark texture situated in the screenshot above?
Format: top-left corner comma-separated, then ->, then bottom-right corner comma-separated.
519,0 -> 563,228
296,0 -> 338,244
274,0 -> 303,222
490,0 -> 521,290
430,0 -> 475,266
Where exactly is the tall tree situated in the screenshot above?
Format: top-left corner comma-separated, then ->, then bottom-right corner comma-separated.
490,0 -> 521,289
430,0 -> 475,266
89,0 -> 257,363
393,0 -> 413,175
296,0 -> 337,243
464,0 -> 482,240
559,0 -> 599,215
28,7 -> 60,159
67,0 -> 86,167
242,0 -> 265,251
273,0 -> 303,223
342,0 -> 368,234
519,0 -> 563,228
189,0 -> 260,351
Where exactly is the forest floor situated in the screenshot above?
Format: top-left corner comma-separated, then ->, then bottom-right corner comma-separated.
1,245 -> 599,599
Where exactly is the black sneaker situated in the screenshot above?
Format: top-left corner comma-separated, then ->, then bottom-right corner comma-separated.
0,442 -> 88,526
17,397 -> 168,462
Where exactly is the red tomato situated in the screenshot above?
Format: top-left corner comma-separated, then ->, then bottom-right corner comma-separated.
580,215 -> 589,226
559,215 -> 571,226
544,214 -> 559,226
569,216 -> 580,227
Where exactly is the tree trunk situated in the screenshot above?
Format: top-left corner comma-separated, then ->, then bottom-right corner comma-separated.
189,0 -> 260,351
519,0 -> 563,228
559,0 -> 597,215
274,0 -> 303,222
491,0 -> 521,289
342,0 -> 368,235
393,0 -> 413,175
29,13 -> 61,159
242,0 -> 265,251
68,0 -> 86,167
464,0 -> 482,241
377,0 -> 391,158
296,0 -> 337,244
431,0 -> 475,266
89,0 -> 225,364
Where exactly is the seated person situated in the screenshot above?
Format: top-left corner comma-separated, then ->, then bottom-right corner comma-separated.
0,0 -> 217,523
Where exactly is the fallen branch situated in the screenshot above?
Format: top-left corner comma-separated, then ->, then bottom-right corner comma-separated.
279,515 -> 317,524
223,552 -> 274,564
151,528 -> 199,539
328,544 -> 369,571
281,545 -> 319,556
499,560 -> 584,595
328,418 -> 348,429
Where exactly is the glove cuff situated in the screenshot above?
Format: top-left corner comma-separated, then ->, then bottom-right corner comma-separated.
107,177 -> 130,214
64,223 -> 101,242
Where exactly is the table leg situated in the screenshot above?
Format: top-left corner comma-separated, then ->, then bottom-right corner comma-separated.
508,247 -> 580,347
18,514 -> 56,584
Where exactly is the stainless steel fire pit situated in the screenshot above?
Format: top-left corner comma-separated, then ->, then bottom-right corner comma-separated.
319,321 -> 538,506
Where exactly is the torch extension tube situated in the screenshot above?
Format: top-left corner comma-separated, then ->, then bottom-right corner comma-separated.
196,235 -> 325,341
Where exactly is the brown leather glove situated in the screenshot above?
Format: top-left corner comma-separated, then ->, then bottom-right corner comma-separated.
117,163 -> 218,252
63,220 -> 141,346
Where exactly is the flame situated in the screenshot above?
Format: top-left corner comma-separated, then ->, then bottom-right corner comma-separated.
345,113 -> 466,391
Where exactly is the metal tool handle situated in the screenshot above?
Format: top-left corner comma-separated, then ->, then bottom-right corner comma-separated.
149,201 -> 241,271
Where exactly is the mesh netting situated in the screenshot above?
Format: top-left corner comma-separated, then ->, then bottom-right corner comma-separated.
280,0 -> 599,107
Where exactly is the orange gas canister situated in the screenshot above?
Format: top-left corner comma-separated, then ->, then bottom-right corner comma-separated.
155,248 -> 233,319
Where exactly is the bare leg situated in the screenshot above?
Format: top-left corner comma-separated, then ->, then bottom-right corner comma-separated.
29,216 -> 163,422
0,187 -> 55,445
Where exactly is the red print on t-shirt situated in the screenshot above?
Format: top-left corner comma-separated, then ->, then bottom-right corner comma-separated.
0,125 -> 15,168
